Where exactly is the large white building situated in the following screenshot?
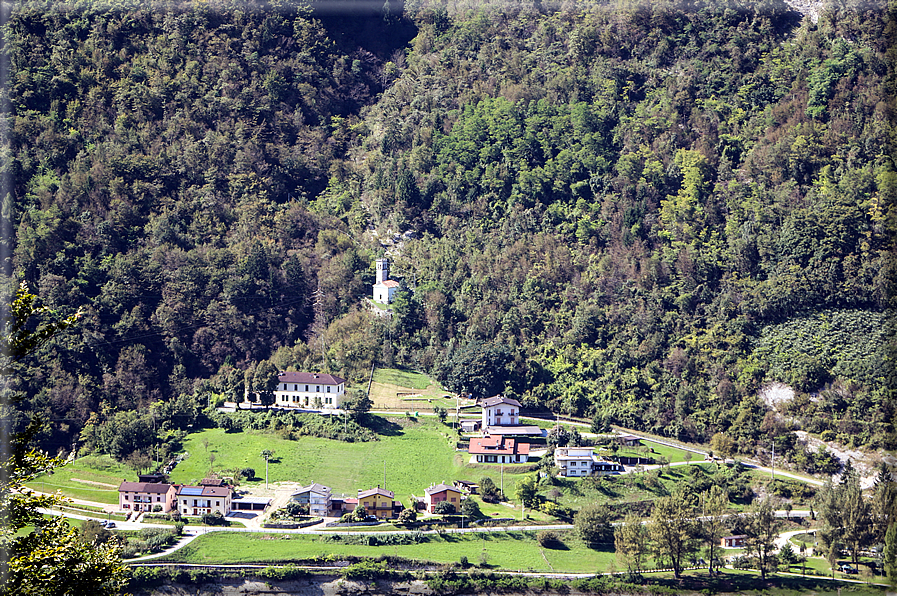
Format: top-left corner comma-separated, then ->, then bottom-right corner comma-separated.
553,447 -> 623,477
274,372 -> 346,409
372,258 -> 400,304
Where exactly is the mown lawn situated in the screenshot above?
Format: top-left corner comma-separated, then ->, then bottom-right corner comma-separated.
27,454 -> 130,504
158,530 -> 615,572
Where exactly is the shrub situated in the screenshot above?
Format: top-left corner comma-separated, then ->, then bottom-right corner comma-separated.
537,530 -> 564,549
434,501 -> 456,515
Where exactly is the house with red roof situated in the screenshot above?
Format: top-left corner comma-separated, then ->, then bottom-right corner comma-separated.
273,371 -> 346,409
468,435 -> 530,464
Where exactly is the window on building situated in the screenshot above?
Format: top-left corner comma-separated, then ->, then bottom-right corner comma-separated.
316,386 -> 320,392
305,385 -> 309,391
327,386 -> 330,392
216,501 -> 220,506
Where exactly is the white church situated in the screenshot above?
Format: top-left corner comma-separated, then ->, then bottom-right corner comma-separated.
372,258 -> 400,304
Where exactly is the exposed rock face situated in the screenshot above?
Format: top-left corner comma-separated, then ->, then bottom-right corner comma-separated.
783,0 -> 825,23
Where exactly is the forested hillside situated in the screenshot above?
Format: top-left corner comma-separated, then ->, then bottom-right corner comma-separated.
3,0 -> 895,467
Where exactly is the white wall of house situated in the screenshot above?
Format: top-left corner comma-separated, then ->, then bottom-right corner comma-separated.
482,403 -> 519,427
275,382 -> 344,409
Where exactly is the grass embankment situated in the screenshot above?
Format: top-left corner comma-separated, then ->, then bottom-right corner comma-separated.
27,454 -> 128,505
158,530 -> 615,572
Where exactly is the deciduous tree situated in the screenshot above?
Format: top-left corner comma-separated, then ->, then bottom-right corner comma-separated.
649,491 -> 697,579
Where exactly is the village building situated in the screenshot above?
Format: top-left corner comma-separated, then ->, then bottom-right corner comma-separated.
372,258 -> 401,304
617,433 -> 641,447
479,396 -> 542,437
176,485 -> 232,517
290,482 -> 332,518
553,447 -> 623,477
423,483 -> 462,513
273,372 -> 346,409
329,496 -> 357,517
468,435 -> 530,464
118,481 -> 177,513
721,535 -> 747,548
357,486 -> 401,519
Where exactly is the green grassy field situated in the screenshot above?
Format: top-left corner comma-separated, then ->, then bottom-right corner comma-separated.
158,529 -> 616,572
172,417 -> 545,511
26,454 -> 129,505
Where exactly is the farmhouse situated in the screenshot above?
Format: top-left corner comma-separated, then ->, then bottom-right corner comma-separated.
468,435 -> 530,464
273,372 -> 345,409
423,483 -> 462,513
118,481 -> 177,513
554,447 -> 623,477
176,485 -> 232,517
357,486 -> 401,519
372,258 -> 401,304
291,482 -> 332,517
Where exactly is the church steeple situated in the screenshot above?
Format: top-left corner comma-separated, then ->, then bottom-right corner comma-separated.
376,258 -> 389,284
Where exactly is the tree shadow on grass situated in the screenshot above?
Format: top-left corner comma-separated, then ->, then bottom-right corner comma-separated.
363,415 -> 404,437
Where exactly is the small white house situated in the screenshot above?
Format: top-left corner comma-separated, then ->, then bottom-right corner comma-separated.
372,258 -> 401,304
481,396 -> 520,428
274,372 -> 346,409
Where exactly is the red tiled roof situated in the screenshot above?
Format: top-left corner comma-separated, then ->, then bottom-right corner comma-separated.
468,436 -> 530,456
278,372 -> 346,385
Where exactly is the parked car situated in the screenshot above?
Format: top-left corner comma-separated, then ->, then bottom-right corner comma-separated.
105,521 -> 116,529
839,564 -> 858,574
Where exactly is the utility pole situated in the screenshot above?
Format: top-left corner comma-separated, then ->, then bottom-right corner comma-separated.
771,442 -> 775,482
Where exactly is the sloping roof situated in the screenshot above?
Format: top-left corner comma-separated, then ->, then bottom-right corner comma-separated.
291,482 -> 331,497
357,487 -> 394,499
425,483 -> 460,496
481,396 -> 521,408
485,425 -> 543,436
278,372 -> 346,385
177,485 -> 231,498
468,436 -> 530,456
119,481 -> 173,494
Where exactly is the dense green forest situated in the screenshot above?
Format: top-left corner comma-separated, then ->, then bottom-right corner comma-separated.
2,0 -> 895,468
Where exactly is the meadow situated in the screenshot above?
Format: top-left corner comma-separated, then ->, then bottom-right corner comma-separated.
170,416 -> 545,514
158,529 -> 617,572
27,454 -> 131,505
